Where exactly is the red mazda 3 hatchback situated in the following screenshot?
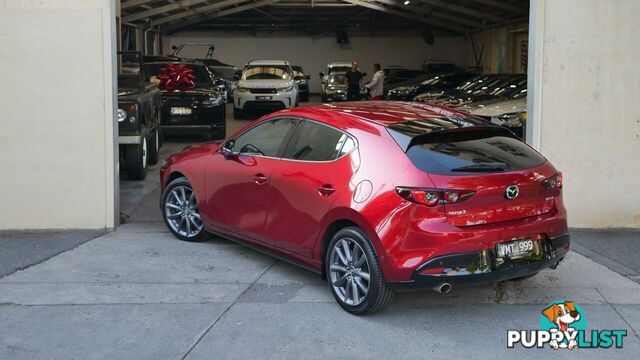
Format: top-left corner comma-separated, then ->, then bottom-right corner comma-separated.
160,102 -> 569,314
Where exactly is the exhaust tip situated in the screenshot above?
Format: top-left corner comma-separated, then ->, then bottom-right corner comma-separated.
435,282 -> 452,294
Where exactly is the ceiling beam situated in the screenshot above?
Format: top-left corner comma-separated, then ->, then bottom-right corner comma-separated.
416,0 -> 505,23
164,0 -> 281,33
470,0 -> 529,15
123,0 -> 212,23
153,0 -> 250,26
313,9 -> 371,39
121,0 -> 157,10
342,0 -> 466,33
369,0 -> 484,28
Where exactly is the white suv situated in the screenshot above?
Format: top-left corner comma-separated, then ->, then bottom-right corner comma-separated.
233,60 -> 298,118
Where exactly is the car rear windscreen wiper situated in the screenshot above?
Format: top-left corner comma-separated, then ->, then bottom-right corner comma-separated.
451,162 -> 510,172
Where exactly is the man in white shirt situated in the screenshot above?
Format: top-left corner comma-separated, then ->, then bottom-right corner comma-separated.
366,63 -> 385,100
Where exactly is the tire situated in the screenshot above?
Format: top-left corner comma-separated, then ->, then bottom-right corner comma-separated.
325,227 -> 394,315
125,137 -> 148,181
161,177 -> 207,242
233,107 -> 244,119
321,94 -> 327,103
148,129 -> 159,165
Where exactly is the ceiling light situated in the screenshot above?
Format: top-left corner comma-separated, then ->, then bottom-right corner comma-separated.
403,0 -> 411,4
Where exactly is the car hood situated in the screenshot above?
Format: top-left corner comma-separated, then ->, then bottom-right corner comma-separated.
118,87 -> 140,97
326,83 -> 347,90
160,87 -> 219,96
458,97 -> 527,116
238,79 -> 294,88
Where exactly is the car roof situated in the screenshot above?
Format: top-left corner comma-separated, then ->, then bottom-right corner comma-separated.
247,60 -> 289,66
144,60 -> 206,67
276,102 -> 488,131
328,62 -> 351,67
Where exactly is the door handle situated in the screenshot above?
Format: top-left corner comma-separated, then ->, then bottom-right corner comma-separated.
316,184 -> 335,197
252,173 -> 268,185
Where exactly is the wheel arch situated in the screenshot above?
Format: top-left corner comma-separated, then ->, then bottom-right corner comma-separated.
315,208 -> 383,280
166,171 -> 187,185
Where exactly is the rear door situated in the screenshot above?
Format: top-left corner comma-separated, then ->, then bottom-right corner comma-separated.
262,120 -> 357,257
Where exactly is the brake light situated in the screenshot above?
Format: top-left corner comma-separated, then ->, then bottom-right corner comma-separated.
542,172 -> 563,190
395,187 -> 476,207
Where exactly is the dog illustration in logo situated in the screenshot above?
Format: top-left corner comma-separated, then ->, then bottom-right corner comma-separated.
542,301 -> 581,349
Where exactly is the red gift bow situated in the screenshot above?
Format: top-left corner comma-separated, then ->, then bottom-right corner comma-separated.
158,64 -> 196,91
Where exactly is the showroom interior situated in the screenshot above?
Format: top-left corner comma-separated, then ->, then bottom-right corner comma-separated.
1,0 -> 639,357
1,0 -> 638,232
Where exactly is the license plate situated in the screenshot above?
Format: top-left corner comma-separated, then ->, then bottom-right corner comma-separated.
171,107 -> 192,115
496,239 -> 535,258
256,96 -> 272,100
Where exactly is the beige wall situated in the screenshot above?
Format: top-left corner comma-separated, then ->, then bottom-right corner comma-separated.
529,0 -> 640,228
465,21 -> 529,74
0,0 -> 117,230
166,32 -> 467,93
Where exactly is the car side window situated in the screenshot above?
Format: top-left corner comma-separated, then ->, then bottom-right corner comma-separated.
284,121 -> 355,161
232,118 -> 296,157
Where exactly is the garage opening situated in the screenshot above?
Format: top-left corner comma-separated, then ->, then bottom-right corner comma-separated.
115,0 -> 532,224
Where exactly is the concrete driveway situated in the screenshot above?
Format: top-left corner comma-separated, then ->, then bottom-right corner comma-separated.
2,198 -> 640,359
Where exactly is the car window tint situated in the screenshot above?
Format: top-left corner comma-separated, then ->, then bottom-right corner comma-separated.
286,122 -> 351,161
232,119 -> 295,157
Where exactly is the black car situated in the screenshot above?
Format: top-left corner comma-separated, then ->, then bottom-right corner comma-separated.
209,65 -> 241,102
418,74 -> 527,107
143,61 -> 226,139
292,65 -> 311,102
382,69 -> 426,93
386,72 -> 476,101
117,52 -> 162,181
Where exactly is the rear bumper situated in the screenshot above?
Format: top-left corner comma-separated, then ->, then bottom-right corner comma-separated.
388,234 -> 569,290
160,123 -> 225,136
235,91 -> 296,110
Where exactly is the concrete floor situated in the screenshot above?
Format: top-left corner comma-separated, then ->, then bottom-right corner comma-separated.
2,98 -> 640,359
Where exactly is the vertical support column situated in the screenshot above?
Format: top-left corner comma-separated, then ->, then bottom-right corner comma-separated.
526,0 -> 544,150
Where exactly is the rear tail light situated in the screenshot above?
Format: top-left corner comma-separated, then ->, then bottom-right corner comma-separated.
542,172 -> 563,190
395,187 -> 476,207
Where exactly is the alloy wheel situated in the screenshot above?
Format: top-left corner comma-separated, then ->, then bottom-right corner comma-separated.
329,238 -> 370,306
164,185 -> 203,238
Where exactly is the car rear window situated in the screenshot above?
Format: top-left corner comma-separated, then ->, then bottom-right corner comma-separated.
388,120 -> 545,175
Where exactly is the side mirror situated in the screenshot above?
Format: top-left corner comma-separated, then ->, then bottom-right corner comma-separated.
318,72 -> 324,78
220,139 -> 237,160
306,74 -> 311,80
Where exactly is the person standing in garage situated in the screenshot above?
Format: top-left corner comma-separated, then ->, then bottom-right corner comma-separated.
366,63 -> 385,100
345,60 -> 364,101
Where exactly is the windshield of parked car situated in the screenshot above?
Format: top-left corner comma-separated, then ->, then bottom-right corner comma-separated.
292,67 -> 305,78
328,66 -> 351,74
328,73 -> 346,85
117,52 -> 142,78
243,65 -> 292,80
211,66 -> 238,80
143,63 -> 214,88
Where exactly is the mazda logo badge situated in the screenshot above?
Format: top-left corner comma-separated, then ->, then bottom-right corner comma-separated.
505,185 -> 519,200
